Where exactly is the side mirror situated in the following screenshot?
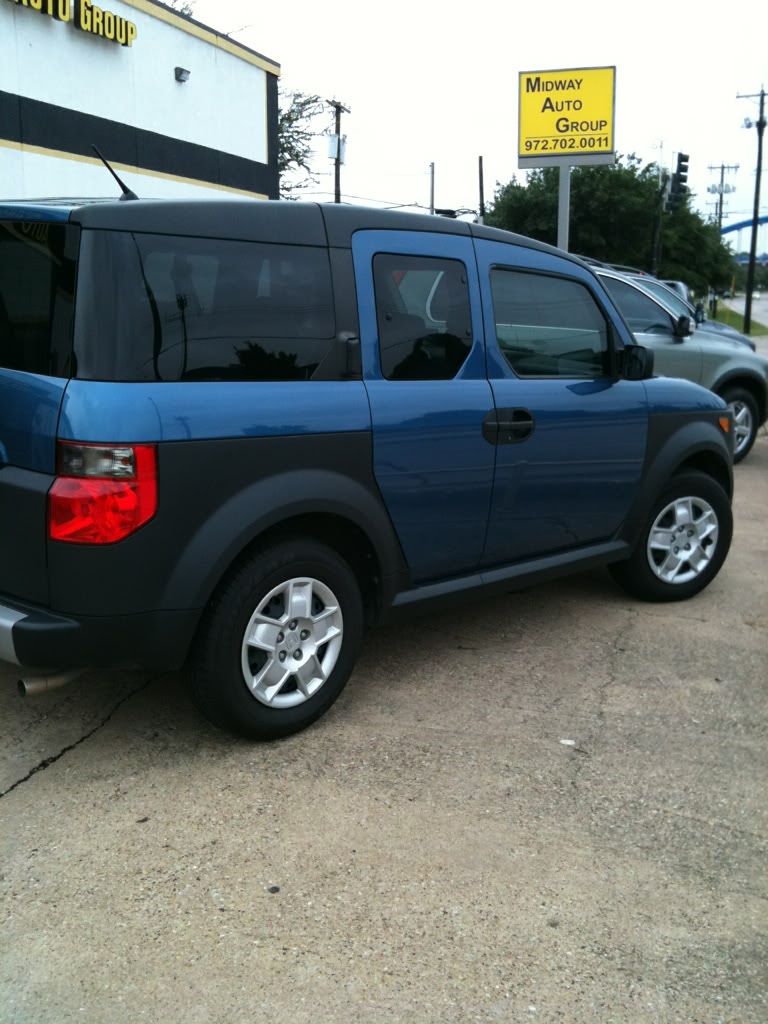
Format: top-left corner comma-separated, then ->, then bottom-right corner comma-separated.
620,344 -> 654,381
675,314 -> 693,339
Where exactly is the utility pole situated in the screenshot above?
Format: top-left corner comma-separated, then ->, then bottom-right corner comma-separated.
557,166 -> 571,251
429,162 -> 435,215
738,87 -> 766,334
478,156 -> 485,224
653,140 -> 664,186
706,163 -> 739,318
651,171 -> 669,276
707,163 -> 739,230
326,99 -> 350,204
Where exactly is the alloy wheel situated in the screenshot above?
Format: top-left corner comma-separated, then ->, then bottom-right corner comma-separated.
646,496 -> 719,585
240,576 -> 344,708
728,399 -> 754,458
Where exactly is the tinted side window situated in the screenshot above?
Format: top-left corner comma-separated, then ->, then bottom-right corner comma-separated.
74,232 -> 336,381
0,221 -> 75,377
491,270 -> 609,378
373,254 -> 472,380
601,277 -> 673,333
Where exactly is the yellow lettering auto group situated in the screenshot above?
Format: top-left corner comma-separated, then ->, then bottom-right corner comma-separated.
76,0 -> 137,45
525,74 -> 608,135
6,0 -> 137,46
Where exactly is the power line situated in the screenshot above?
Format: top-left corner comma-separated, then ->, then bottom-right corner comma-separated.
299,190 -> 430,209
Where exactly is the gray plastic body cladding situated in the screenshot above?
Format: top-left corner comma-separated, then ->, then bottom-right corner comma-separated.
46,432 -> 409,620
0,467 -> 53,606
616,411 -> 733,547
7,603 -> 200,672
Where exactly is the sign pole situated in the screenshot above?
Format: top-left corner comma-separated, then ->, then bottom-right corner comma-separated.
558,165 -> 571,251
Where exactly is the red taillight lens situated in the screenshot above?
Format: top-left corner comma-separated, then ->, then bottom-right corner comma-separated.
48,443 -> 157,544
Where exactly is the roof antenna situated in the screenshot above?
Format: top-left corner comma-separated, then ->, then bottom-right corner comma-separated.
91,145 -> 139,201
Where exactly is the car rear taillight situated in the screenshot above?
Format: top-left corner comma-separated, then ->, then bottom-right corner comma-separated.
48,442 -> 157,544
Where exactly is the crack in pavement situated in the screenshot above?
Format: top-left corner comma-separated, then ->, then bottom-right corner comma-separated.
568,607 -> 637,797
0,674 -> 159,800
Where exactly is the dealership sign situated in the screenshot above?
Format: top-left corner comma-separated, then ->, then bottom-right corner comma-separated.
518,66 -> 615,167
5,0 -> 138,46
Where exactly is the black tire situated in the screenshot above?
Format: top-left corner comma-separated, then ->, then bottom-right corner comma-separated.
609,472 -> 732,602
189,539 -> 364,740
720,386 -> 759,463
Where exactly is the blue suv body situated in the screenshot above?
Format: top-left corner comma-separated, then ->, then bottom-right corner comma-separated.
0,200 -> 734,737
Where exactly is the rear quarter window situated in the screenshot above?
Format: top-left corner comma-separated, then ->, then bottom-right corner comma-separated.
73,231 -> 339,381
0,221 -> 76,377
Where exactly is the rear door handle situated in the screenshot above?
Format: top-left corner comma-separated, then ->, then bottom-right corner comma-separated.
482,408 -> 535,445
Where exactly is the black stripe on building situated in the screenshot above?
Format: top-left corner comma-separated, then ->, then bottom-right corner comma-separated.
0,90 -> 279,197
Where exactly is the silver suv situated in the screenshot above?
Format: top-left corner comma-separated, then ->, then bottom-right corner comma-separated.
597,269 -> 768,461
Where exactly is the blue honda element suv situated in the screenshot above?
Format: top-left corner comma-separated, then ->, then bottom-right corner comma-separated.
0,200 -> 734,738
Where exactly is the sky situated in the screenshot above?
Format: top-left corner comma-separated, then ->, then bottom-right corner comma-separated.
192,0 -> 766,251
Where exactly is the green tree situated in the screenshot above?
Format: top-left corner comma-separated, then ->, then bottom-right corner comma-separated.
660,203 -> 734,294
277,89 -> 325,197
485,156 -> 735,292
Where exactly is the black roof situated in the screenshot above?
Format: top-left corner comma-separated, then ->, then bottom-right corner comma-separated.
0,197 -> 585,268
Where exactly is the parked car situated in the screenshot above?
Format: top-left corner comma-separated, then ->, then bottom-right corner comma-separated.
625,274 -> 755,349
596,268 -> 768,461
0,200 -> 736,739
662,280 -> 691,304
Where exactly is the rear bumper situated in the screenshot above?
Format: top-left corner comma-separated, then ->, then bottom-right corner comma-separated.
0,596 -> 199,673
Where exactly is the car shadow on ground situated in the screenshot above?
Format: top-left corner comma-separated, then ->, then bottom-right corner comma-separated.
1,565 -> 626,792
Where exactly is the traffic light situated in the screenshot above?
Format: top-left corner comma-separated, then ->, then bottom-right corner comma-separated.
666,152 -> 690,211
676,152 -> 689,189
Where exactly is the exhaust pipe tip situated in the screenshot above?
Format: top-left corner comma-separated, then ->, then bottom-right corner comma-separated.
18,670 -> 83,697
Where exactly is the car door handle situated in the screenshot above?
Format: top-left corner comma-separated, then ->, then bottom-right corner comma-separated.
482,408 -> 535,445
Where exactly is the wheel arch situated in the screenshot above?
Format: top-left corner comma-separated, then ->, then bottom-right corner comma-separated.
712,371 -> 767,425
160,469 -> 410,632
672,450 -> 732,500
215,511 -> 387,627
618,416 -> 733,548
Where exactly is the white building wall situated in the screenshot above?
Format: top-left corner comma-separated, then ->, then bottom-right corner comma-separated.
0,0 -> 278,199
0,1 -> 270,161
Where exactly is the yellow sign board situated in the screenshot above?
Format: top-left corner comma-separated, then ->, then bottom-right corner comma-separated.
518,66 -> 615,165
